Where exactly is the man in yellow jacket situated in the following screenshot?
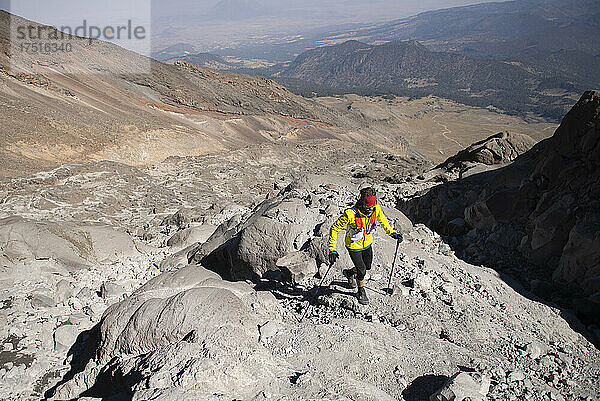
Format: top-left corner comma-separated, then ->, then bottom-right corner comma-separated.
328,187 -> 401,305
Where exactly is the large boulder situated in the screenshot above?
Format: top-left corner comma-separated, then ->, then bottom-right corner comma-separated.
195,192 -> 326,280
0,216 -> 141,269
438,131 -> 537,176
48,264 -> 287,400
236,200 -> 308,277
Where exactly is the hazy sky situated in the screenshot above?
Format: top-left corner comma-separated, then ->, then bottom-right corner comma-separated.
1,0 -> 509,54
150,0 -> 507,21
2,0 -> 507,23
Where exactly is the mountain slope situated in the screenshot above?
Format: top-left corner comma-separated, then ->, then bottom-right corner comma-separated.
0,11 -> 386,177
265,39 -> 580,120
25,153 -> 598,401
312,0 -> 600,95
400,90 -> 600,330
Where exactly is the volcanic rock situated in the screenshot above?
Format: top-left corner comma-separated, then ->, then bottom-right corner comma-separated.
430,371 -> 491,401
30,294 -> 55,309
99,281 -> 126,300
276,251 -> 316,285
53,325 -> 79,352
0,217 -> 141,269
400,91 -> 600,325
48,264 -> 286,400
167,225 -> 217,250
439,131 -> 537,173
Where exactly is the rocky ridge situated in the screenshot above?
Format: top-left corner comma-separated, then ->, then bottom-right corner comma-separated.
400,91 -> 600,339
436,131 -> 538,178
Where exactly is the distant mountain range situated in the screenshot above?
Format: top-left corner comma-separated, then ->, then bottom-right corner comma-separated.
229,39 -> 580,120
167,0 -> 599,121
149,0 -> 426,58
161,0 -> 600,64
329,0 -> 600,54
313,0 -> 600,89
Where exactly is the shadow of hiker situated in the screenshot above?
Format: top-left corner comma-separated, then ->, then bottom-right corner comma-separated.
253,276 -> 354,305
402,374 -> 449,401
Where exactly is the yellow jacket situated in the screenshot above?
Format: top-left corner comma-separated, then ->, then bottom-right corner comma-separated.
329,204 -> 396,252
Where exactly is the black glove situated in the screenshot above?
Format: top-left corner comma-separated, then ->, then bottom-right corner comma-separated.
392,232 -> 403,242
328,251 -> 339,265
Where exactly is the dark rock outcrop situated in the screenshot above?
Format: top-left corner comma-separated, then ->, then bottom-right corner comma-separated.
400,91 -> 600,323
437,131 -> 537,177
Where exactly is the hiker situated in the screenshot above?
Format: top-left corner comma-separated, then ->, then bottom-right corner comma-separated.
328,187 -> 402,305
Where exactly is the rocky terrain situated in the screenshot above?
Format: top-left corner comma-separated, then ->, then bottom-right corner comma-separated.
0,139 -> 423,400
0,119 -> 599,400
400,91 -> 600,341
0,9 -> 598,401
435,131 -> 538,177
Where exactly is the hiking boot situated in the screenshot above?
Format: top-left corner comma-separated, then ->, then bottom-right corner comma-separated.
357,287 -> 369,305
343,269 -> 357,289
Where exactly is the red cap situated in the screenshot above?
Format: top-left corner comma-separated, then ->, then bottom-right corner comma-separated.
364,196 -> 377,206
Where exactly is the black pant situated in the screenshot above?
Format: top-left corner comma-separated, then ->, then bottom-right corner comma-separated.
348,246 -> 373,281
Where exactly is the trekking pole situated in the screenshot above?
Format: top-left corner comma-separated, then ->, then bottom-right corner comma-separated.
386,237 -> 402,295
299,261 -> 335,322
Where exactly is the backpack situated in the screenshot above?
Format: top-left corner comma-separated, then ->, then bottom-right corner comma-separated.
348,206 -> 377,241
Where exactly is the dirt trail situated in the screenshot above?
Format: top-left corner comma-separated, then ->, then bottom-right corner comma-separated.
432,114 -> 465,149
